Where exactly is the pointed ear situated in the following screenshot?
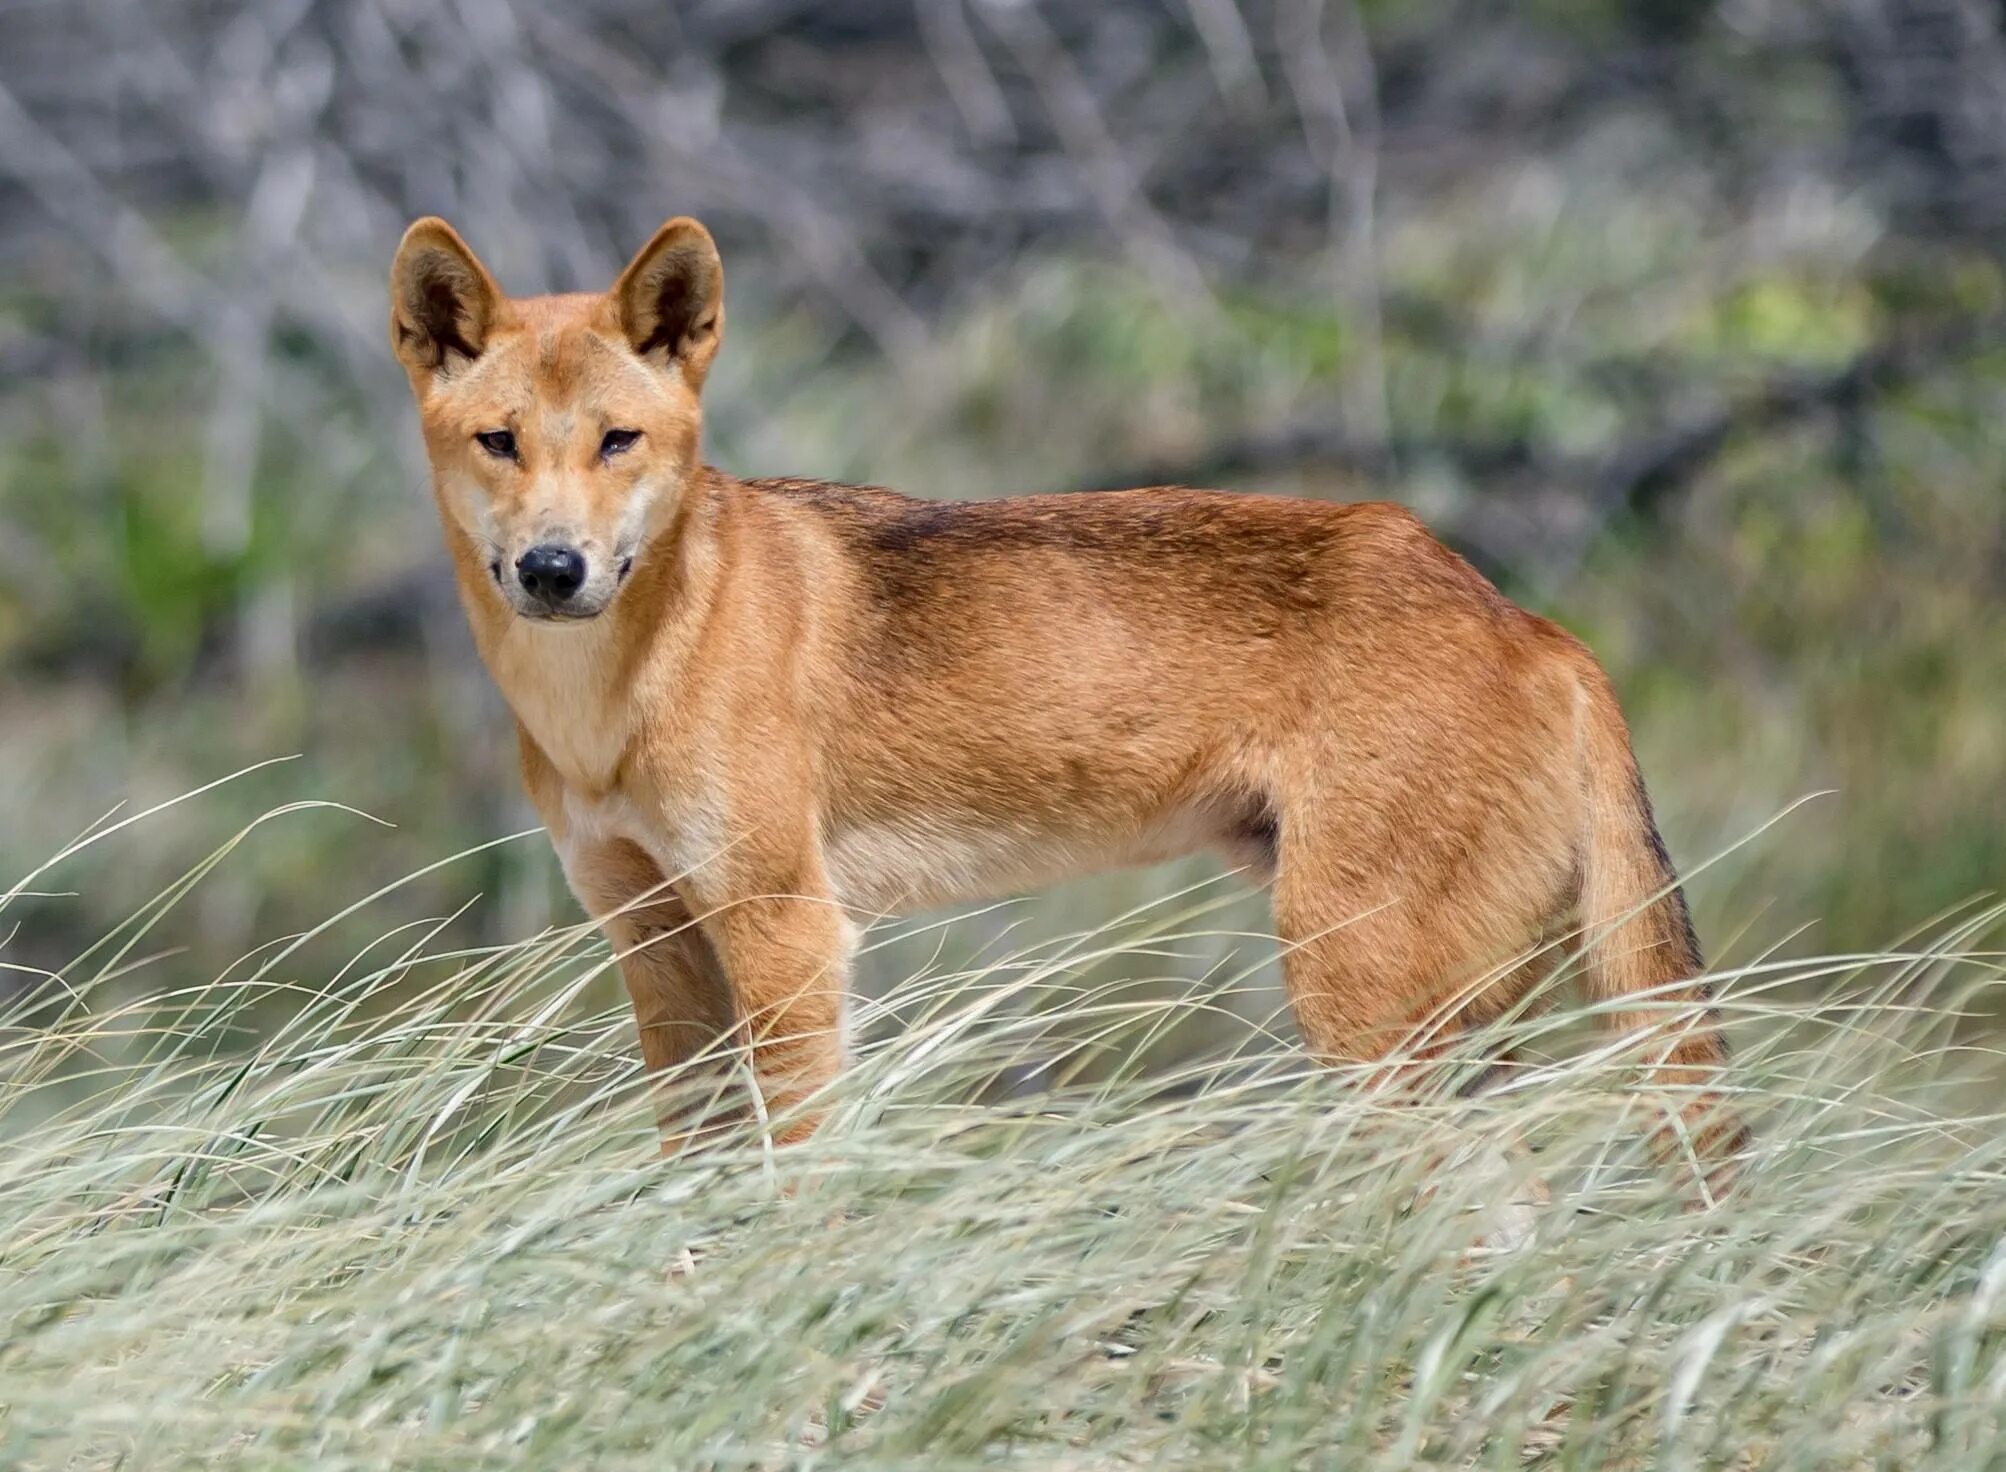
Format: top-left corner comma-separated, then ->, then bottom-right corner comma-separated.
613,217 -> 724,388
389,218 -> 502,375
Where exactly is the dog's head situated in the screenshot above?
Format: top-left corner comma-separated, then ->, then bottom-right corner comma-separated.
389,217 -> 722,622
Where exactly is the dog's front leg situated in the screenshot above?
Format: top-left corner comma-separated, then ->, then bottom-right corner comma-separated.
561,836 -> 742,1153
695,875 -> 853,1146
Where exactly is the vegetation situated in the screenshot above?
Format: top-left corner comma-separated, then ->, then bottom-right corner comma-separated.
3,0 -> 2003,986
3,4 -> 2003,1463
3,795 -> 2004,1468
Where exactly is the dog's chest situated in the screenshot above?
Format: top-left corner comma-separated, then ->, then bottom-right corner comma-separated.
492,627 -> 631,789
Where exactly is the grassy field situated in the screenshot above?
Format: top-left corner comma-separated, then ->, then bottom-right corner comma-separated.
6,7 -> 2005,1464
4,786 -> 2005,1469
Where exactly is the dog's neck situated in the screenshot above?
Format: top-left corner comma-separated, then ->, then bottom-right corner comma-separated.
449,469 -> 724,796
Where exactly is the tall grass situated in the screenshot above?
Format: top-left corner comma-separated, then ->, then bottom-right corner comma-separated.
2,791 -> 2003,1468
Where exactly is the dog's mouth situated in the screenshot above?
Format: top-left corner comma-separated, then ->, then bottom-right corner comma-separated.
516,607 -> 605,625
486,551 -> 630,622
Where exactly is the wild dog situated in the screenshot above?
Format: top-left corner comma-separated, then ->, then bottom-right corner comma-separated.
388,215 -> 1743,1174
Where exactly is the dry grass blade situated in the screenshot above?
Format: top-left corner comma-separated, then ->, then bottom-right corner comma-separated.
1,800 -> 2003,1468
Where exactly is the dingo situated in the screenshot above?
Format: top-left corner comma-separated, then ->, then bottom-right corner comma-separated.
390,215 -> 1741,1170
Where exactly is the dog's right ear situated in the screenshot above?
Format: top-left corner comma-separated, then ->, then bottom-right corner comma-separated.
389,218 -> 502,376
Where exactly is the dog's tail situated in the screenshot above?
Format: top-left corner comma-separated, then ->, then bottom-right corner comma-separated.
1571,651 -> 1748,1189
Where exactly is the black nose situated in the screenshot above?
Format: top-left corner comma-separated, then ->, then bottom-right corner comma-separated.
516,544 -> 587,606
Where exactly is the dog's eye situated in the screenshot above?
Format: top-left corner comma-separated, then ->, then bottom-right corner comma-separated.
600,428 -> 641,458
475,429 -> 517,460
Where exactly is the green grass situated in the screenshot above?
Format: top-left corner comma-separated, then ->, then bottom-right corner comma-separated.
3,791 -> 2005,1468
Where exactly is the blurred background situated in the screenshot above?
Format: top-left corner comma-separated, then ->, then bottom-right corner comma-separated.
1,0 -> 2002,1022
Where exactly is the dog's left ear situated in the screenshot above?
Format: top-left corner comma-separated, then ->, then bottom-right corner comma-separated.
613,217 -> 724,389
